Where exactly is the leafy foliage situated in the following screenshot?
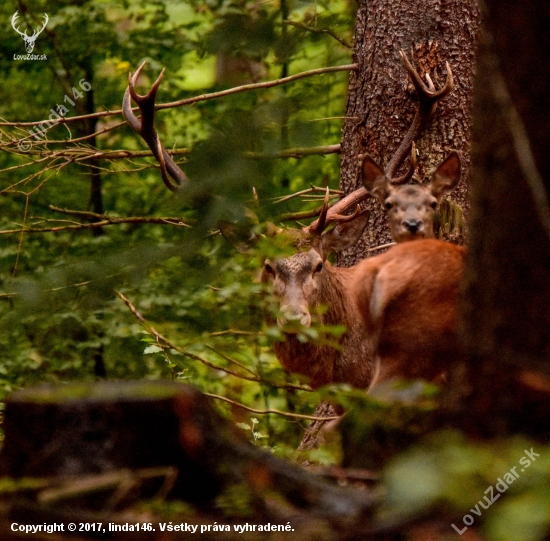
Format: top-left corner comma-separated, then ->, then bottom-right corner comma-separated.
0,0 -> 354,452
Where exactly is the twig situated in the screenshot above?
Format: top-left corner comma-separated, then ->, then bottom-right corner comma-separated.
4,145 -> 340,164
273,184 -> 344,204
0,215 -> 191,235
244,144 -> 341,160
210,329 -> 256,336
157,65 -> 357,110
279,206 -> 326,222
115,290 -> 311,392
205,345 -> 258,377
48,205 -> 190,225
204,392 -> 339,421
284,20 -> 353,48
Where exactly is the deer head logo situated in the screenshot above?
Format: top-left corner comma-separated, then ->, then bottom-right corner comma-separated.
11,11 -> 48,54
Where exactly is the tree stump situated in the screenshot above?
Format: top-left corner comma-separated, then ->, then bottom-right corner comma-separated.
0,380 -> 220,504
0,380 -> 375,536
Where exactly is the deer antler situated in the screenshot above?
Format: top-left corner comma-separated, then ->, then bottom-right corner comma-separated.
11,12 -> 48,38
122,62 -> 187,192
34,13 -> 48,38
304,50 -> 453,234
309,187 -> 362,236
387,50 -> 453,182
11,12 -> 25,38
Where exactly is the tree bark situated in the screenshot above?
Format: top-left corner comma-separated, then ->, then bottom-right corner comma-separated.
338,0 -> 479,264
452,0 -> 550,438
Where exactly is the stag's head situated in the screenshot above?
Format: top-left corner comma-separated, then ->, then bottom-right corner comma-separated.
262,195 -> 370,330
361,151 -> 462,242
11,12 -> 48,54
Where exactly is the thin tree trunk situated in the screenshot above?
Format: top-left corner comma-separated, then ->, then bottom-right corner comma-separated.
338,0 -> 479,265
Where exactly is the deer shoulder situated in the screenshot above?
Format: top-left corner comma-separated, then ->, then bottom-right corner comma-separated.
352,239 -> 466,387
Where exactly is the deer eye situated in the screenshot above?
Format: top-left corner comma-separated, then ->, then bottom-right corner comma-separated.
384,200 -> 393,210
313,262 -> 323,274
430,201 -> 438,210
264,261 -> 275,276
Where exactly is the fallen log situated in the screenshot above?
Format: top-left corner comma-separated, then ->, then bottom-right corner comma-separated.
0,380 -> 376,539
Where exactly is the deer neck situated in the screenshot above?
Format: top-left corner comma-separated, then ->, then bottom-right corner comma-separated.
315,264 -> 356,327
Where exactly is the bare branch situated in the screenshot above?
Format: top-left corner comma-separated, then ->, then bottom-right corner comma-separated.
245,144 -> 341,159
273,185 -> 343,204
284,19 -> 353,48
0,65 -> 357,127
16,145 -> 338,162
156,64 -> 357,110
204,392 -> 338,421
116,291 -> 311,392
0,214 -> 191,235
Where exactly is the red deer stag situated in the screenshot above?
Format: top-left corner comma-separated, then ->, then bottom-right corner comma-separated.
122,54 -> 464,391
264,51 -> 464,389
263,195 -> 465,390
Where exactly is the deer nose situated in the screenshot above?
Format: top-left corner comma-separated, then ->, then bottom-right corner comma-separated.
278,306 -> 311,329
403,218 -> 422,234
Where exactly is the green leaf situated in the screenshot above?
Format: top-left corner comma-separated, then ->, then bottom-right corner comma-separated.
143,345 -> 164,355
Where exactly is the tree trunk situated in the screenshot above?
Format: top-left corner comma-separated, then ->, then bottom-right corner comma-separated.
338,0 -> 479,264
300,0 -> 480,450
452,0 -> 550,438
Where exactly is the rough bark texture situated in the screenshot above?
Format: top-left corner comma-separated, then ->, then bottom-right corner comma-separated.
338,0 -> 479,264
450,1 -> 550,438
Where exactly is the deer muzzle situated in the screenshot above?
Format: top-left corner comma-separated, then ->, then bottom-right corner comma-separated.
278,304 -> 311,329
403,218 -> 423,235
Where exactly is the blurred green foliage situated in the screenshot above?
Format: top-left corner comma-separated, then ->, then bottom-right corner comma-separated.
0,0 -> 355,452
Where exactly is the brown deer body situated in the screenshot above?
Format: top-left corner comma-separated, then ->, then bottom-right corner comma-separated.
264,213 -> 377,389
352,239 -> 465,387
263,214 -> 465,389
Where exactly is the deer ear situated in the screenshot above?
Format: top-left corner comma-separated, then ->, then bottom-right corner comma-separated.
361,155 -> 389,202
318,209 -> 370,259
430,151 -> 462,199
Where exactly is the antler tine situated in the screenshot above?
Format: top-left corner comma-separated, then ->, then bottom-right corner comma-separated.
399,51 -> 454,102
310,187 -> 331,236
35,13 -> 48,35
122,62 -> 187,192
386,51 -> 453,179
308,187 -> 363,236
304,187 -> 369,235
324,204 -> 363,225
11,12 -> 25,37
392,141 -> 417,185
